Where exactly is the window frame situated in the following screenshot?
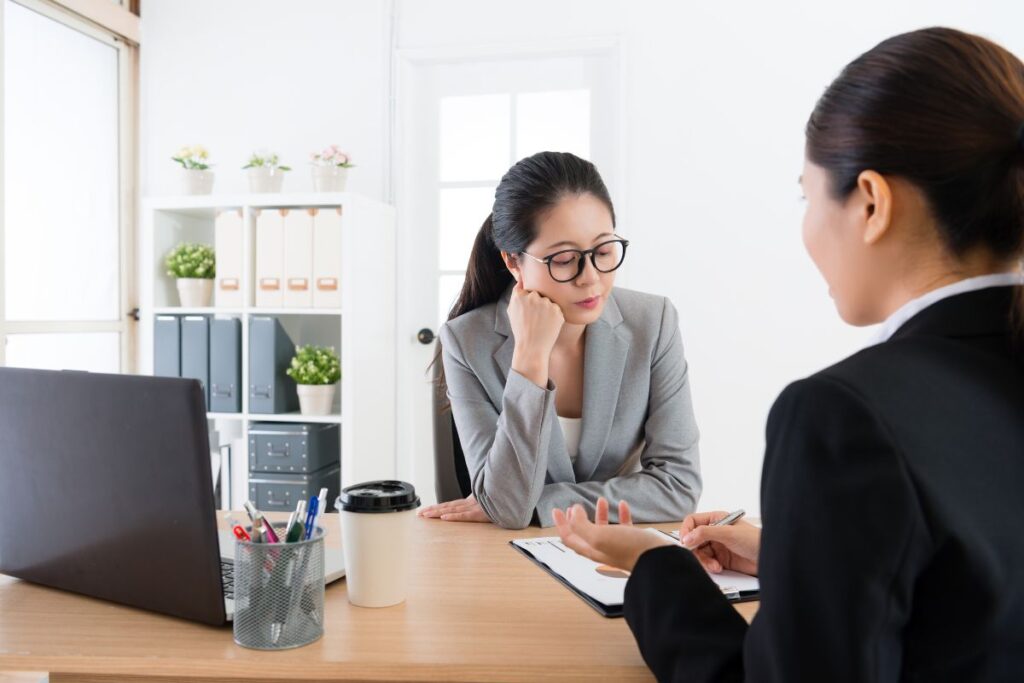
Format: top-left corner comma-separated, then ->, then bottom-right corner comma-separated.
0,0 -> 138,371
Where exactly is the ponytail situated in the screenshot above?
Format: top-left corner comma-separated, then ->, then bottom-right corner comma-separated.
446,214 -> 514,323
431,214 -> 514,404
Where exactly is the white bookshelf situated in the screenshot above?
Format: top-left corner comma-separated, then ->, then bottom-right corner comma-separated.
140,192 -> 397,508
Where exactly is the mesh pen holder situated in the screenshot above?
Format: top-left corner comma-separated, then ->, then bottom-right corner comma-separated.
233,524 -> 325,650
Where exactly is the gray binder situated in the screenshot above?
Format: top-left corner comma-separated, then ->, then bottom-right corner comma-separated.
181,315 -> 210,408
248,316 -> 299,414
153,315 -> 181,378
209,317 -> 241,413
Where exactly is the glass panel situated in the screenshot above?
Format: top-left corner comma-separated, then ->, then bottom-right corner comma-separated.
3,1 -> 120,322
438,274 -> 465,325
5,332 -> 120,373
516,89 -> 591,160
439,94 -> 510,182
438,186 -> 497,272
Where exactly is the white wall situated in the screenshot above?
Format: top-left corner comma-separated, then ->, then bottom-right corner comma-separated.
394,0 -> 1024,514
140,1 -> 1024,515
140,0 -> 391,199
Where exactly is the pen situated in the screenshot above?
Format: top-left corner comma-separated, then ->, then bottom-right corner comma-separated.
312,487 -> 328,536
245,500 -> 280,543
691,509 -> 745,551
286,500 -> 307,543
303,495 -> 318,540
232,525 -> 251,542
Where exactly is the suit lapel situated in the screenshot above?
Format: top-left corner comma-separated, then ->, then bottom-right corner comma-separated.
575,292 -> 629,482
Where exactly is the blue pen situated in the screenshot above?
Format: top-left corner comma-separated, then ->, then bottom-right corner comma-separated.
303,495 -> 318,540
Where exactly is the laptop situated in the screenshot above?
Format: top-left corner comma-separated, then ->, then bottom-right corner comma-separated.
0,368 -> 344,626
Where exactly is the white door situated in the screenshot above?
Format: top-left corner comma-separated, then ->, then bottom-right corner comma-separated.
0,0 -> 135,373
394,42 -> 623,504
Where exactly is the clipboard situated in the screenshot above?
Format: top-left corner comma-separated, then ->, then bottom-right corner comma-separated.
510,534 -> 760,619
510,540 -> 623,617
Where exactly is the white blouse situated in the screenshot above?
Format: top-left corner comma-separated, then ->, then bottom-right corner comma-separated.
871,270 -> 1023,344
557,416 -> 583,464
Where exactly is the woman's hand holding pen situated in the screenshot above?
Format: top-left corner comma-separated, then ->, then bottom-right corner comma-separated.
680,511 -> 761,576
508,278 -> 565,388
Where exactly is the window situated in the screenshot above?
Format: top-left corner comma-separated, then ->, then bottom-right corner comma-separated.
436,88 -> 593,323
1,0 -> 137,371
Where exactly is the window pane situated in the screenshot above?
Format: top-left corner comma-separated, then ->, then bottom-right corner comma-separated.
3,1 -> 120,322
5,333 -> 120,373
516,89 -> 590,160
440,94 -> 510,182
439,186 -> 496,272
438,274 -> 465,325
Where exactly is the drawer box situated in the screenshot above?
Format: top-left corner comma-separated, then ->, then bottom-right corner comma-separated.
248,422 -> 340,474
248,465 -> 341,513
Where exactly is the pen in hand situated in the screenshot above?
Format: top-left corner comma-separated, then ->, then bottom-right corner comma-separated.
687,509 -> 745,551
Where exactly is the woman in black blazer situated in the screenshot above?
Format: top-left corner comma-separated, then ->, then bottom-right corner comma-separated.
552,27 -> 1024,682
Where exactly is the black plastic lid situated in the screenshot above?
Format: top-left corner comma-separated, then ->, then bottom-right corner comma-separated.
336,480 -> 421,513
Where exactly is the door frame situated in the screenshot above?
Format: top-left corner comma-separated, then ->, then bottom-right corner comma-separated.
391,36 -> 627,502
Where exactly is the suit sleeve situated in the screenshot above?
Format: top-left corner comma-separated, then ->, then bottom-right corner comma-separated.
440,323 -> 558,529
624,375 -> 930,682
534,297 -> 703,526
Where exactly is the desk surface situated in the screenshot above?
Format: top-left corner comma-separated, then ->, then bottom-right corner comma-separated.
0,513 -> 758,682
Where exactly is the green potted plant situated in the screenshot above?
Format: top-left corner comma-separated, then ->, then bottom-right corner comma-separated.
287,345 -> 341,416
166,242 -> 216,307
310,145 -> 355,192
172,145 -> 214,194
242,150 -> 290,193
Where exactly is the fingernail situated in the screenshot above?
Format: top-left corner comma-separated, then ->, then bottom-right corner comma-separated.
682,533 -> 695,545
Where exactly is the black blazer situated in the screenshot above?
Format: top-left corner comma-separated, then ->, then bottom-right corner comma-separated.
624,286 -> 1024,682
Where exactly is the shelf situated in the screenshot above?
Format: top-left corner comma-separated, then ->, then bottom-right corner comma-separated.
154,307 -> 244,316
144,192 -> 349,211
251,412 -> 343,424
250,308 -> 342,316
208,411 -> 343,424
207,412 -> 245,421
152,307 -> 341,317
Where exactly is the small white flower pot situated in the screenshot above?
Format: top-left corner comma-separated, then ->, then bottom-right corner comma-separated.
297,383 -> 337,416
312,165 -> 348,192
180,168 -> 214,195
247,166 -> 285,193
176,278 -> 213,308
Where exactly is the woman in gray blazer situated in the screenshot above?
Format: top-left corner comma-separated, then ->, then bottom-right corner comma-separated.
418,151 -> 702,529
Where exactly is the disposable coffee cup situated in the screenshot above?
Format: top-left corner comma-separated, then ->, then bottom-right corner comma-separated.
336,480 -> 420,607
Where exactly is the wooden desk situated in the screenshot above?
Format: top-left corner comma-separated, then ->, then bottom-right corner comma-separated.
0,514 -> 758,682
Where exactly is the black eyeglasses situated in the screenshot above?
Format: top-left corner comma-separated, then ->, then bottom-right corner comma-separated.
520,238 -> 629,283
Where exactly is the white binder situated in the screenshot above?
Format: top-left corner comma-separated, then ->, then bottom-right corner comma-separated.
313,207 -> 342,309
283,209 -> 314,308
255,208 -> 284,308
214,209 -> 243,308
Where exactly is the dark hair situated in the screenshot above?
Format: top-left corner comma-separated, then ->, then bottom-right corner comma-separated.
805,27 -> 1024,329
432,151 -> 616,396
447,151 -> 616,321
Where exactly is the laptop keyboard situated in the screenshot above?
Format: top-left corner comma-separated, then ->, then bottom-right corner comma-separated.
220,559 -> 235,600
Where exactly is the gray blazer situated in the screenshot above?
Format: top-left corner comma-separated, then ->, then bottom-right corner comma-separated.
439,286 -> 702,529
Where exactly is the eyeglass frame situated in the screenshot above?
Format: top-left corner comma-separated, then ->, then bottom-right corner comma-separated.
518,238 -> 630,283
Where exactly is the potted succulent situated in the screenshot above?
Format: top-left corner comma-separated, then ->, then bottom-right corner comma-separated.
172,145 -> 214,194
242,150 -> 290,193
286,345 -> 341,416
166,242 -> 216,307
310,145 -> 354,192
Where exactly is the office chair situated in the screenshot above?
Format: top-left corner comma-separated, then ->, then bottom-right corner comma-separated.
431,342 -> 472,502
